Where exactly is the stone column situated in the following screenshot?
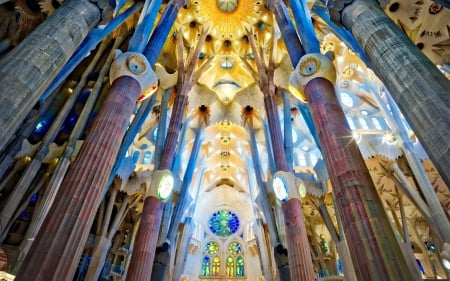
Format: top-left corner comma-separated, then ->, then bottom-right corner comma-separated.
290,53 -> 420,280
273,171 -> 316,280
172,217 -> 196,281
0,0 -> 101,151
126,196 -> 164,281
15,52 -> 157,281
0,38 -> 110,240
327,0 -> 450,185
248,25 -> 315,280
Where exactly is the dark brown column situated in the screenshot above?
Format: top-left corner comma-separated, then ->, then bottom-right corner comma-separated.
282,198 -> 316,280
304,76 -> 418,280
126,196 -> 164,280
15,76 -> 142,281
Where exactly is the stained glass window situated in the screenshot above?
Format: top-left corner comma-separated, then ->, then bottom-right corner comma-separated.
228,242 -> 242,254
226,256 -> 234,276
205,241 -> 219,255
236,256 -> 244,277
212,256 -> 220,276
208,210 -> 240,237
201,256 -> 211,276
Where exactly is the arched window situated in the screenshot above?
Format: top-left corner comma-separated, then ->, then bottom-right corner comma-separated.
132,151 -> 140,163
142,151 -> 152,164
212,256 -> 220,276
236,256 -> 244,277
201,256 -> 211,276
359,117 -> 369,129
226,242 -> 244,277
226,256 -> 234,276
371,117 -> 384,130
346,117 -> 356,130
201,241 -> 219,277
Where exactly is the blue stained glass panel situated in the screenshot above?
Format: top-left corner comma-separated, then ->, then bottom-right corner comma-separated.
208,210 -> 240,237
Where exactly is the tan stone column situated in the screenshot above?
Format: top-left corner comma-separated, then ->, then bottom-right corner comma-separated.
0,0 -> 101,151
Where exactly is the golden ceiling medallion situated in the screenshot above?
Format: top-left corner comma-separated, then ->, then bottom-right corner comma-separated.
192,0 -> 264,39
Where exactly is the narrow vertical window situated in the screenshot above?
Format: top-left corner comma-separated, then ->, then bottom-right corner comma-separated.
346,117 -> 356,130
201,256 -> 211,276
226,256 -> 234,276
236,256 -> 244,277
371,117 -> 383,130
212,256 -> 220,276
359,117 -> 369,129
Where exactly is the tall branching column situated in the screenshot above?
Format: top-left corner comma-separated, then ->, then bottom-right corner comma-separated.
151,125 -> 203,281
127,27 -> 208,281
327,0 -> 450,186
290,53 -> 419,280
16,51 -> 157,280
247,30 -> 315,281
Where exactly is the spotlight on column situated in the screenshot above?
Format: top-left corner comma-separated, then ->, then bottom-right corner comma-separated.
272,172 -> 289,203
443,258 -> 450,270
157,170 -> 175,202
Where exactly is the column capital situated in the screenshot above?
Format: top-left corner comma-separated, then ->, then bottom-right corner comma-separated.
144,169 -> 175,202
289,53 -> 336,102
110,51 -> 158,101
271,171 -> 307,202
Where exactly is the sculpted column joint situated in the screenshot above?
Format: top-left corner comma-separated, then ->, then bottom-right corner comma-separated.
143,169 -> 175,202
271,171 -> 307,202
289,53 -> 336,102
110,50 -> 159,99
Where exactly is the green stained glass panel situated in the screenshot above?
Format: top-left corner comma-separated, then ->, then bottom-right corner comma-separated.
205,241 -> 219,254
228,242 -> 242,254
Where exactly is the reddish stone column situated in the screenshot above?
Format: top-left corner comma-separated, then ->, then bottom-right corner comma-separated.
305,76 -> 417,280
253,27 -> 314,277
282,198 -> 316,280
126,196 -> 164,280
15,76 -> 142,281
264,95 -> 289,172
265,93 -> 315,280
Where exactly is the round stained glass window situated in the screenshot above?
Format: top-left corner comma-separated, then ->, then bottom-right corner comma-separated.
205,241 -> 220,254
209,210 -> 240,237
228,242 -> 242,254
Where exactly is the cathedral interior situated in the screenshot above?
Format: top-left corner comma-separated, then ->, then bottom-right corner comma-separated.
0,0 -> 449,280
